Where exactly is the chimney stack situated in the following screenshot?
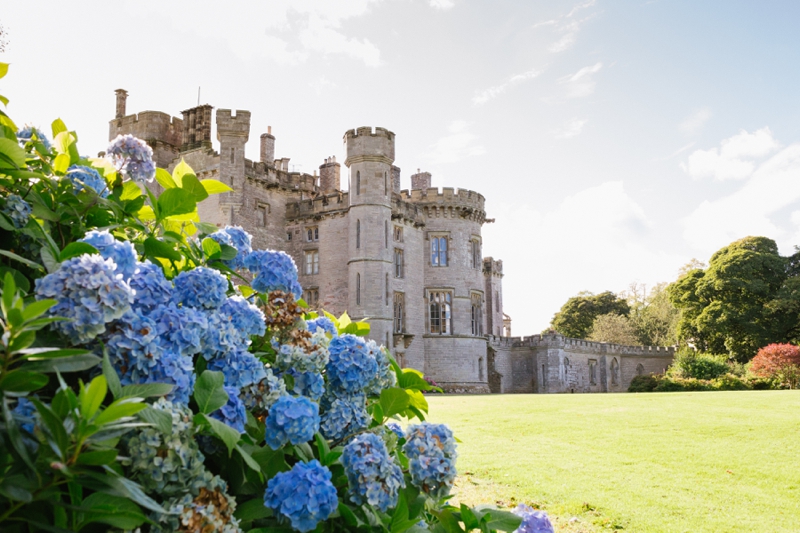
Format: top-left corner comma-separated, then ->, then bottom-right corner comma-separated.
319,156 -> 341,192
411,169 -> 432,190
115,89 -> 128,119
260,126 -> 275,165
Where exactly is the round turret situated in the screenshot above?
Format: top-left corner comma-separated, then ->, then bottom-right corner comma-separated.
344,127 -> 395,166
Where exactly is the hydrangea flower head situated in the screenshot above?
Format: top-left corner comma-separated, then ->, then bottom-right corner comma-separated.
2,194 -> 32,229
13,397 -> 38,435
153,473 -> 241,533
219,295 -> 266,338
306,316 -> 337,336
79,230 -> 138,280
17,126 -> 51,150
402,422 -> 458,498
264,460 -> 338,533
66,165 -> 109,197
326,334 -> 378,394
272,338 -> 329,374
512,504 -> 555,533
386,422 -> 404,439
149,303 -> 207,357
173,266 -> 228,309
129,261 -> 174,313
240,367 -> 286,414
209,226 -> 253,270
210,386 -> 247,433
264,395 -> 319,450
243,250 -> 302,298
106,134 -> 156,183
366,341 -> 397,396
207,349 -> 267,390
342,433 -> 404,511
284,369 -> 325,401
34,254 -> 132,344
319,392 -> 369,442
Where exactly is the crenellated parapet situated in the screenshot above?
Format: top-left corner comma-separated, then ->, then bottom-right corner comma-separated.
400,187 -> 486,223
488,333 -> 676,357
344,126 -> 395,166
216,109 -> 250,141
483,257 -> 503,278
285,191 -> 350,221
109,111 -> 184,148
391,196 -> 425,226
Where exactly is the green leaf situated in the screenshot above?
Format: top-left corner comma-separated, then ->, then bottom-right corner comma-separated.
380,387 -> 411,418
53,131 -> 75,154
483,509 -> 524,532
155,167 -> 177,189
171,158 -> 194,186
80,375 -> 107,419
0,63 -> 8,79
193,221 -> 220,234
200,178 -> 233,194
399,369 -> 433,391
338,503 -> 360,527
406,389 -> 429,414
22,299 -> 56,321
40,246 -> 60,273
119,383 -> 174,398
233,497 -> 273,521
75,449 -> 119,466
0,137 -> 26,169
22,353 -> 101,373
337,311 -> 352,331
119,180 -> 143,200
51,118 -> 68,137
194,370 -> 228,414
0,370 -> 48,392
459,504 -> 480,531
103,352 -> 123,398
2,271 -> 16,314
342,321 -> 371,336
0,476 -> 32,502
202,237 -> 222,259
194,413 -> 241,455
31,398 -> 69,459
76,492 -> 147,530
251,446 -> 289,478
158,187 -> 196,218
94,397 -> 146,426
137,405 -> 173,434
219,243 -> 238,261
81,470 -> 165,514
3,400 -> 35,471
59,242 -> 98,262
143,236 -> 181,261
236,444 -> 263,478
181,173 -> 209,202
0,249 -> 45,271
53,153 -> 70,174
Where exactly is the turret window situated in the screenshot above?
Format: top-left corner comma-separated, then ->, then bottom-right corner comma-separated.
356,273 -> 361,305
394,226 -> 403,242
356,220 -> 361,249
471,238 -> 481,269
306,226 -> 319,242
428,290 -> 452,334
394,249 -> 404,278
356,171 -> 361,195
394,292 -> 405,333
471,293 -> 483,336
430,235 -> 448,267
303,288 -> 319,307
304,250 -> 319,275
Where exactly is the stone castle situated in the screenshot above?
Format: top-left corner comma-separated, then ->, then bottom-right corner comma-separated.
109,90 -> 674,393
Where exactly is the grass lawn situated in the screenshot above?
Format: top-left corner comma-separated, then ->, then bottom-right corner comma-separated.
425,391 -> 800,533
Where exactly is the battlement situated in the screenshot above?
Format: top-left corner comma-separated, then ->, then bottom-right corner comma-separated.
109,111 -> 183,148
400,187 -> 486,209
344,126 -> 395,141
286,191 -> 350,220
483,257 -> 503,276
391,196 -> 425,226
216,109 -> 251,140
344,126 -> 395,166
488,333 -> 676,356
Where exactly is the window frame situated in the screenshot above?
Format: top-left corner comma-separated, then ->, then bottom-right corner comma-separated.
304,250 -> 319,275
427,290 -> 453,335
393,292 -> 405,333
306,226 -> 319,242
430,234 -> 449,267
394,248 -> 404,278
470,292 -> 483,336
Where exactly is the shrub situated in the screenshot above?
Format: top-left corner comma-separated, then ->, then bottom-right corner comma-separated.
710,373 -> 751,391
628,374 -> 659,392
750,343 -> 800,389
669,351 -> 730,380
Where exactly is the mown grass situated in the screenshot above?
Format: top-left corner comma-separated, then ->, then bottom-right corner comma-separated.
425,391 -> 800,533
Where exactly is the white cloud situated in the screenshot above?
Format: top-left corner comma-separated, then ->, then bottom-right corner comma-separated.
555,118 -> 587,139
533,0 -> 597,53
559,62 -> 602,98
309,76 -> 336,95
472,68 -> 542,105
679,108 -> 712,134
429,0 -> 455,10
681,127 -> 780,181
567,0 -> 597,17
299,13 -> 382,66
427,120 -> 486,164
682,138 -> 800,254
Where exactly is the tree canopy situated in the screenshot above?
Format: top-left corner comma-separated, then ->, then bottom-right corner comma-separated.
550,291 -> 630,339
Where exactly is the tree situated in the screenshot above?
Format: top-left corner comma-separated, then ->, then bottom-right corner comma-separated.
551,291 -> 630,339
750,343 -> 800,389
668,236 -> 790,361
588,313 -> 640,345
623,282 -> 679,346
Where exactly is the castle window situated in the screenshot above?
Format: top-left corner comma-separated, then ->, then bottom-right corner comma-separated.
495,291 -> 500,311
430,235 -> 448,267
385,221 -> 388,248
394,226 -> 403,242
471,238 -> 481,269
230,147 -> 234,163
303,288 -> 319,307
287,232 -> 292,241
478,357 -> 484,381
255,202 -> 270,227
304,250 -> 319,275
636,363 -> 645,376
611,358 -> 619,385
428,290 -> 452,335
470,293 -> 483,336
394,248 -> 404,278
589,359 -> 597,385
356,171 -> 360,195
356,273 -> 361,305
306,226 -> 318,242
356,220 -> 361,249
384,172 -> 388,195
385,273 -> 389,306
394,292 -> 405,333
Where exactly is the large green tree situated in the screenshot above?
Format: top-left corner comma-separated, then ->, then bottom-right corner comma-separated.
625,282 -> 679,346
551,291 -> 630,339
668,236 -> 794,361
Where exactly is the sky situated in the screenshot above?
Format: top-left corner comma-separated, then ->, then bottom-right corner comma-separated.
3,0 -> 800,336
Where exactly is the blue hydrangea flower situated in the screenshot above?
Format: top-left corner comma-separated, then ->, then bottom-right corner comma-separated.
219,295 -> 266,338
283,369 -> 325,401
12,397 -> 38,435
65,165 -> 109,197
306,316 -> 337,335
366,340 -> 396,396
106,134 -> 156,183
264,460 -> 338,533
207,349 -> 266,390
153,473 -> 241,533
386,422 -> 404,439
79,230 -> 138,280
148,303 -> 207,357
2,194 -> 31,230
17,126 -> 51,150
198,307 -> 255,361
210,386 -> 247,433
319,393 -> 369,442
243,250 -> 303,298
240,367 -> 286,414
264,395 -> 319,450
327,334 -> 378,394
129,261 -> 173,313
512,504 -> 555,533
272,337 -> 329,373
35,254 -> 132,344
209,226 -> 252,270
402,423 -> 458,499
342,433 -> 404,512
173,266 -> 228,309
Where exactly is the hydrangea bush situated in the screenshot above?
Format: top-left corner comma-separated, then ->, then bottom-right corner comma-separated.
0,63 -> 548,532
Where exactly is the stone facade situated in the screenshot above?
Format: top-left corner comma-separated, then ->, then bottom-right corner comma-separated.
108,92 -> 674,393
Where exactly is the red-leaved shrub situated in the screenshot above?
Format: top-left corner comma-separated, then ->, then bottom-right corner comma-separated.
750,343 -> 800,389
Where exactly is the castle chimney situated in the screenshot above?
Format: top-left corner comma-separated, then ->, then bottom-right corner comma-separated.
391,165 -> 401,193
115,89 -> 128,119
411,169 -> 432,190
181,105 -> 213,149
260,127 -> 275,165
319,155 -> 341,192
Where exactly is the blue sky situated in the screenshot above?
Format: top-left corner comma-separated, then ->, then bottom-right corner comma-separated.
3,0 -> 800,335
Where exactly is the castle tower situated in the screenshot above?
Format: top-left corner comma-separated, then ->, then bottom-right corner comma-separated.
115,89 -> 128,119
216,109 -> 250,224
484,258 -> 505,336
181,105 -> 213,150
344,127 -> 395,349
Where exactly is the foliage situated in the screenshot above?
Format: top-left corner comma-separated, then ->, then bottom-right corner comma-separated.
623,282 -> 679,346
627,371 -> 772,392
667,350 -> 730,381
550,291 -> 629,340
667,236 -> 798,362
750,343 -> 800,389
0,64 -> 528,533
626,374 -> 658,392
586,313 -> 640,345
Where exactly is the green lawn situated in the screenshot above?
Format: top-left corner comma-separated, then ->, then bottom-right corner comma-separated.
425,391 -> 800,533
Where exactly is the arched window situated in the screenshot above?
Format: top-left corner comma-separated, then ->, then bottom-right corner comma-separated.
611,358 -> 619,385
636,363 -> 645,376
428,291 -> 452,334
385,273 -> 389,305
384,171 -> 388,195
356,219 -> 360,249
385,221 -> 388,248
356,273 -> 361,305
563,357 -> 570,379
356,171 -> 360,195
